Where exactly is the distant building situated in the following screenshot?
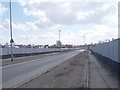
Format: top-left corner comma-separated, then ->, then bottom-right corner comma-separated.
56,40 -> 62,47
44,45 -> 49,48
4,43 -> 9,48
65,44 -> 73,48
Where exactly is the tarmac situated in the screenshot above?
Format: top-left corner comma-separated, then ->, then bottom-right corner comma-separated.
17,51 -> 119,88
1,52 -> 59,66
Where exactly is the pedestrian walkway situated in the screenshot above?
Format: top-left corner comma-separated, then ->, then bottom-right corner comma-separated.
89,53 -> 119,88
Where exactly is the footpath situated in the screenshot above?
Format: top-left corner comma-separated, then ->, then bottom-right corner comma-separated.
89,53 -> 119,88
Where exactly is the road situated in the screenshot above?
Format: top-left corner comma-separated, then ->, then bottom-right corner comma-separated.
2,50 -> 81,88
18,51 -> 88,88
19,51 -> 119,88
2,52 -> 59,66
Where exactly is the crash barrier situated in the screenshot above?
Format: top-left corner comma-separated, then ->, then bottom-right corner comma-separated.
91,38 -> 120,75
1,48 -> 75,59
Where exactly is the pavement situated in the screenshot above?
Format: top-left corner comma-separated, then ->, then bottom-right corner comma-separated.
89,53 -> 119,88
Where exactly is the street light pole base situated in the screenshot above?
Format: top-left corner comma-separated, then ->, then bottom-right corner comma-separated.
11,59 -> 13,61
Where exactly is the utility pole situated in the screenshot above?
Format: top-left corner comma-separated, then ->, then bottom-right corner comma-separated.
10,0 -> 14,61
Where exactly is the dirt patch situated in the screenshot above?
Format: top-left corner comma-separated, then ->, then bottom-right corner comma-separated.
18,51 -> 89,88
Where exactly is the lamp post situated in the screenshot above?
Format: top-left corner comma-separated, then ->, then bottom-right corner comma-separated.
59,30 -> 61,52
59,30 -> 61,42
10,0 -> 14,61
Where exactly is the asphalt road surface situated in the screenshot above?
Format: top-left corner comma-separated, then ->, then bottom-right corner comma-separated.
19,51 -> 89,88
2,50 -> 81,88
18,51 -> 119,88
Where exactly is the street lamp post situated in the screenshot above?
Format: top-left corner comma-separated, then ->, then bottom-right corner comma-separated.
10,0 -> 14,61
59,30 -> 61,42
59,30 -> 61,52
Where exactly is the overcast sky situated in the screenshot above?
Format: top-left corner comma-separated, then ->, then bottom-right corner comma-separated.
0,0 -> 119,45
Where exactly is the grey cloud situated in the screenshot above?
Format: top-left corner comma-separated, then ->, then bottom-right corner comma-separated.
35,19 -> 55,28
22,2 -> 117,28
